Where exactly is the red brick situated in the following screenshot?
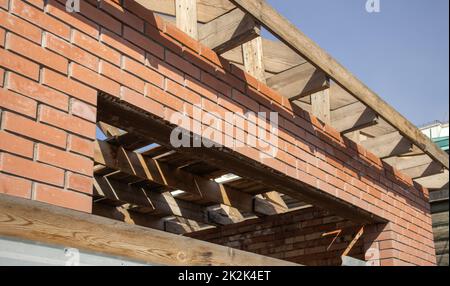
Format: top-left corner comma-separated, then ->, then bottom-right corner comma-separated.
42,68 -> 97,106
100,28 -> 145,63
0,173 -> 32,199
201,71 -> 231,97
145,22 -> 183,55
72,30 -> 121,66
121,87 -> 164,118
146,84 -> 183,112
71,63 -> 120,97
147,54 -> 184,85
0,27 -> 4,47
24,0 -> 44,9
0,152 -> 64,186
47,0 -> 100,39
166,79 -> 201,104
11,0 -> 70,40
0,49 -> 39,80
0,88 -> 37,118
122,0 -> 165,30
232,89 -> 259,111
165,22 -> 199,53
122,56 -> 164,88
0,130 -> 34,158
37,144 -> 93,176
71,99 -> 96,122
68,135 -> 94,158
166,50 -> 200,79
123,25 -> 164,59
0,9 -> 42,44
2,111 -> 67,148
34,183 -> 92,212
67,172 -> 93,195
99,0 -> 144,32
185,75 -> 217,102
0,0 -> 8,9
77,0 -> 121,36
45,33 -> 99,71
100,60 -> 145,94
7,72 -> 69,111
0,68 -> 4,87
39,105 -> 96,139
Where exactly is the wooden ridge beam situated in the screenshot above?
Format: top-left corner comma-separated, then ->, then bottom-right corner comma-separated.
0,194 -> 295,266
361,132 -> 413,159
331,101 -> 379,133
229,0 -> 449,170
198,8 -> 260,54
94,140 -> 285,216
267,63 -> 329,100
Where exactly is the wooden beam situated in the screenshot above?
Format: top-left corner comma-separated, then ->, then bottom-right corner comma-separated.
361,132 -> 413,158
198,8 -> 260,54
164,217 -> 213,234
242,36 -> 266,83
175,0 -> 198,39
311,89 -> 331,124
384,155 -> 444,179
206,204 -> 246,225
0,194 -> 295,265
267,63 -> 329,100
133,0 -> 235,24
223,38 -> 307,74
229,0 -> 449,170
94,140 -> 282,216
331,101 -> 378,133
415,170 -> 449,190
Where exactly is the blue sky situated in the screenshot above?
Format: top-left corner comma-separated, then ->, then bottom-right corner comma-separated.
266,0 -> 449,126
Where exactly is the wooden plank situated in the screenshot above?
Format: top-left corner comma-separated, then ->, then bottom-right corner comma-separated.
164,217 -> 213,234
133,0 -> 235,24
432,211 -> 449,227
267,63 -> 329,100
361,132 -> 413,158
429,189 -> 449,203
242,36 -> 266,83
0,194 -> 295,266
383,155 -> 444,179
198,8 -> 260,54
415,170 -> 449,190
222,38 -> 306,74
94,140 -> 283,216
229,0 -> 449,170
175,0 -> 198,39
311,89 -> 331,124
331,101 -> 378,133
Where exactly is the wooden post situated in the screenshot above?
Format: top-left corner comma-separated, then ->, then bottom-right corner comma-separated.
242,36 -> 266,83
311,88 -> 331,124
176,0 -> 198,39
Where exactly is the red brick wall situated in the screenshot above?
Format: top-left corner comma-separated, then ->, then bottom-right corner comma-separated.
188,207 -> 366,266
0,0 -> 435,265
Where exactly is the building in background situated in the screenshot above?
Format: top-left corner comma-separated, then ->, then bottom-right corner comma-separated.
420,121 -> 449,266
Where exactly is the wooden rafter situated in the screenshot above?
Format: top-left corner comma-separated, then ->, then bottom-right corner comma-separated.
229,0 -> 449,170
94,140 -> 287,216
198,8 -> 260,54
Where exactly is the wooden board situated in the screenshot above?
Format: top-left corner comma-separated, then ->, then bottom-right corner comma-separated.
0,194 -> 296,266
